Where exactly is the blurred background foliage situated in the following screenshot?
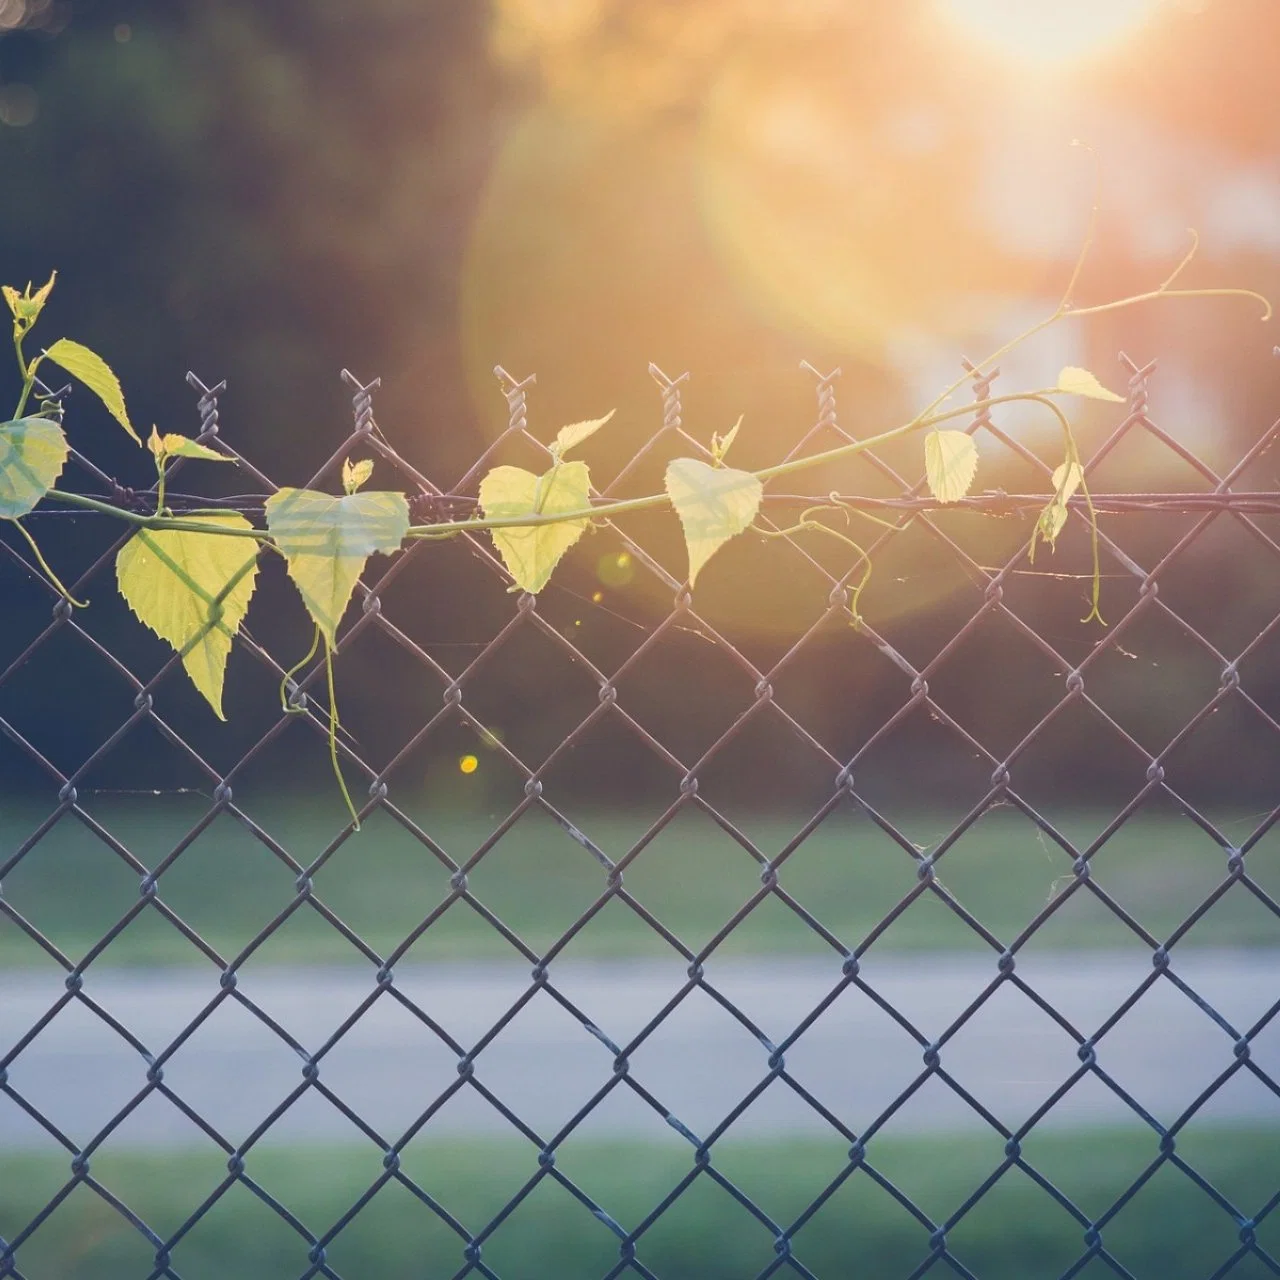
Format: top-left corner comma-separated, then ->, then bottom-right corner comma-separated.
1,0 -> 1279,805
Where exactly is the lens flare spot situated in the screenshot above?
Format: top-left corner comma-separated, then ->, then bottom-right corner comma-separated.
459,754 -> 479,775
597,550 -> 634,587
0,84 -> 37,128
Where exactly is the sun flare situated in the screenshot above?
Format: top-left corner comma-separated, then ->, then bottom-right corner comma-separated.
937,0 -> 1164,69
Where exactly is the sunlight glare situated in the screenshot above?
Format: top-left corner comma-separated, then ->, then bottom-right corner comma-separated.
938,0 -> 1163,69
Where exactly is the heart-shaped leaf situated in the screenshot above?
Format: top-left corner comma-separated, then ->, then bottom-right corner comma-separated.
265,487 -> 409,647
664,458 -> 762,587
0,417 -> 68,518
116,514 -> 259,718
924,430 -> 978,504
479,461 -> 592,594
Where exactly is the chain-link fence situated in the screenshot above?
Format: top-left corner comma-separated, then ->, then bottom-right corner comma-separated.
1,354 -> 1278,1279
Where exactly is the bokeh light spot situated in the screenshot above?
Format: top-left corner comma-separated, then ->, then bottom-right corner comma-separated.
596,550 -> 635,588
459,754 -> 479,775
0,84 -> 38,128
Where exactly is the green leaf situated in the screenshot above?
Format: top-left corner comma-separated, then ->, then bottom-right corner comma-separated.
924,430 -> 979,504
553,410 -> 614,458
478,461 -> 591,594
711,415 -> 743,465
342,457 -> 374,494
115,514 -> 259,719
42,337 -> 140,444
148,427 -> 231,464
1030,461 -> 1085,561
4,272 -> 55,326
1057,366 -> 1125,403
0,417 -> 69,518
664,458 -> 763,587
264,487 -> 409,647
1051,459 -> 1084,504
1034,501 -> 1069,552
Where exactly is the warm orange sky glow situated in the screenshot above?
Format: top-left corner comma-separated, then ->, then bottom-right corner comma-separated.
937,0 -> 1165,69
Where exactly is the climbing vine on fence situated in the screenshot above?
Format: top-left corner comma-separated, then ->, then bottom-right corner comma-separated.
0,222 -> 1272,825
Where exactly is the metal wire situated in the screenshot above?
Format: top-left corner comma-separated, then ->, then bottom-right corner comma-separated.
1,355 -> 1278,1279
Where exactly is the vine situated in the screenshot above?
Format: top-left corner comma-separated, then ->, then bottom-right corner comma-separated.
1,229 -> 1271,826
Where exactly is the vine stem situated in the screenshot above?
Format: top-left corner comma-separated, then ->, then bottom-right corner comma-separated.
34,387 -> 1061,539
13,331 -> 36,419
325,640 -> 361,832
26,285 -> 1272,548
398,387 -> 1075,537
9,517 -> 87,606
46,490 -> 268,536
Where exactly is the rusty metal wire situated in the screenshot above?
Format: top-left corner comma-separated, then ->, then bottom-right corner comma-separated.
1,354 -> 1278,1279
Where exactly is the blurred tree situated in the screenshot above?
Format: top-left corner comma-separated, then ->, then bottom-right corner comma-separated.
0,0 -> 499,481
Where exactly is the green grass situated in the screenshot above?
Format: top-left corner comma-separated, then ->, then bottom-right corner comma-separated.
2,792 -> 1276,969
2,1128 -> 1276,1278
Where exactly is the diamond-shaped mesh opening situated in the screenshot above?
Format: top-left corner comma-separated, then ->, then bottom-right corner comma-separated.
159,1172 -> 316,1278
318,1171 -> 470,1279
3,1177 -> 165,1279
1153,517 -> 1280,657
780,1155 -> 940,1275
1161,695 -> 1280,821
690,707 -> 842,822
1100,1155 -> 1259,1277
6,362 -> 1280,1280
625,1167 -> 782,1276
944,1162 -> 1087,1277
472,1167 -> 630,1278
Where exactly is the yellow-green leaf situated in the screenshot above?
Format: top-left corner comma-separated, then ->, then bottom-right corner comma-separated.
4,272 -> 55,326
42,337 -> 140,444
664,458 -> 763,587
478,461 -> 591,594
342,457 -> 374,494
1051,459 -> 1084,504
0,417 -> 69,518
711,415 -> 743,465
264,487 -> 409,647
115,514 -> 259,719
1030,461 -> 1086,561
924,430 -> 979,504
1057,366 -> 1125,403
553,410 -> 614,458
149,428 -> 230,464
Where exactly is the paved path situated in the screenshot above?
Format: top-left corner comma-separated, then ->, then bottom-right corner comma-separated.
2,950 -> 1276,1150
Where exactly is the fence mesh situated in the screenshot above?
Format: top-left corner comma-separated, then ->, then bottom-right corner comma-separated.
1,353 -> 1279,1279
